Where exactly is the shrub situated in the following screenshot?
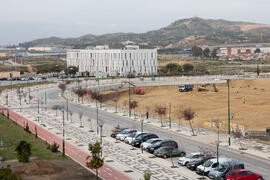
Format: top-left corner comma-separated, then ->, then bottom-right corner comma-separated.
47,142 -> 59,153
15,141 -> 31,163
24,123 -> 31,133
144,170 -> 151,180
0,165 -> 21,180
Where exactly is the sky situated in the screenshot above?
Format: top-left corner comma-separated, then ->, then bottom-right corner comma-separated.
1,0 -> 269,45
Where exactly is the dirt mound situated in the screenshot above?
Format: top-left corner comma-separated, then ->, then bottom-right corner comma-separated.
14,160 -> 63,176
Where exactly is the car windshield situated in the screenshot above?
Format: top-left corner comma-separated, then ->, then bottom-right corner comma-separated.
185,154 -> 195,158
203,160 -> 213,167
216,164 -> 228,172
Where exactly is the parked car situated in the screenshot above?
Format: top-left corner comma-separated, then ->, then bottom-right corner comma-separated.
208,160 -> 244,179
196,158 -> 231,176
225,169 -> 263,180
116,129 -> 131,140
111,128 -> 127,138
141,138 -> 162,150
118,129 -> 137,141
187,157 -> 213,171
154,146 -> 185,158
146,140 -> 178,153
129,132 -> 147,145
124,131 -> 139,144
178,152 -> 203,166
131,133 -> 158,147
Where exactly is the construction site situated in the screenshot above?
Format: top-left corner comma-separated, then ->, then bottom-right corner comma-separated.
102,79 -> 270,132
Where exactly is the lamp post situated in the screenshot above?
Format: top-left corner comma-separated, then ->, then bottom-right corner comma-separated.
169,102 -> 172,129
227,79 -> 231,146
99,121 -> 104,157
140,117 -> 144,154
62,110 -> 65,156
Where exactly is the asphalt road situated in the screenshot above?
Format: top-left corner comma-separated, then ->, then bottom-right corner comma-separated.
34,86 -> 270,179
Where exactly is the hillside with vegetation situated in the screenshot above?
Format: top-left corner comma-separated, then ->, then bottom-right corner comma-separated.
19,17 -> 270,48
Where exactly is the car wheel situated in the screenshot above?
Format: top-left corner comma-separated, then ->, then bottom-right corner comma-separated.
257,178 -> 262,180
180,152 -> 185,157
163,154 -> 168,158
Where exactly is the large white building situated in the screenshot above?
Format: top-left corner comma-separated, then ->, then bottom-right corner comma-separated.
67,45 -> 157,77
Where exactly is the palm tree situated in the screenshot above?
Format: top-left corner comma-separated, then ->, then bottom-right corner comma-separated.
181,108 -> 196,136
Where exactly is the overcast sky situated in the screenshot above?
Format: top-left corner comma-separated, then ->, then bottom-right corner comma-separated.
1,0 -> 269,45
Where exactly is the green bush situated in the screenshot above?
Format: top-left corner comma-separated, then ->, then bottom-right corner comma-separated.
47,142 -> 59,153
144,170 -> 151,180
0,165 -> 21,180
24,123 -> 31,133
15,141 -> 31,163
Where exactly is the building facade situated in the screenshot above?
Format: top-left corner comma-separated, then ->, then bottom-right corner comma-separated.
67,46 -> 157,77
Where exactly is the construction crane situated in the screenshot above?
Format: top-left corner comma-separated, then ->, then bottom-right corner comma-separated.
123,81 -> 145,95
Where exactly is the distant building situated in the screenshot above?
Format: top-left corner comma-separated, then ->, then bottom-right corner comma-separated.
0,71 -> 20,79
67,45 -> 157,77
217,46 -> 270,60
0,53 -> 8,57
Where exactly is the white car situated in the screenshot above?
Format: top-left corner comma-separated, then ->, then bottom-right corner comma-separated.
119,129 -> 137,141
125,131 -> 141,144
141,138 -> 162,150
178,152 -> 202,166
116,129 -> 131,140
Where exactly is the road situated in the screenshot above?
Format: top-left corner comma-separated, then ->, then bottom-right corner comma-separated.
33,85 -> 270,179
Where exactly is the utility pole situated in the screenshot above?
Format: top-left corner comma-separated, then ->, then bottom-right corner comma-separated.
37,100 -> 40,123
45,92 -> 47,112
141,117 -> 144,154
62,110 -> 65,156
128,76 -> 131,117
96,102 -> 99,134
227,79 -> 231,146
100,123 -> 103,157
169,102 -> 172,129
66,98 -> 69,121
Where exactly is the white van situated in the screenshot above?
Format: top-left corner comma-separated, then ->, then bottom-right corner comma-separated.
196,158 -> 231,176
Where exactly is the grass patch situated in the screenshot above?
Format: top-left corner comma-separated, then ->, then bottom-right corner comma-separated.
0,113 -> 68,161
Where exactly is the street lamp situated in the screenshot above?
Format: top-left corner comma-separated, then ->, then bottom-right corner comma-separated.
227,79 -> 231,146
99,120 -> 104,157
140,117 -> 144,154
62,109 -> 65,156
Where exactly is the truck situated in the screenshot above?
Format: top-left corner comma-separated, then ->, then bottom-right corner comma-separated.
178,84 -> 194,92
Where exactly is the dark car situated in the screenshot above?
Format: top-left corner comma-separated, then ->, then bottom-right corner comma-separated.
131,133 -> 158,147
146,140 -> 178,153
186,157 -> 213,171
111,128 -> 127,138
154,146 -> 186,158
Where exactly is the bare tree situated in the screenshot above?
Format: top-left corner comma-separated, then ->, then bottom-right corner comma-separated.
112,93 -> 121,113
155,105 -> 167,127
88,118 -> 93,132
129,100 -> 138,117
78,111 -> 84,127
73,88 -> 88,103
69,111 -> 73,123
181,108 -> 196,136
52,105 -> 61,116
58,83 -> 67,95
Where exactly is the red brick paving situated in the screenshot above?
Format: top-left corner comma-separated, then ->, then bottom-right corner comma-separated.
0,105 -> 131,180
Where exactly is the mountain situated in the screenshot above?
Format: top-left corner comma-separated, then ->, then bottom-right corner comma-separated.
19,17 -> 270,48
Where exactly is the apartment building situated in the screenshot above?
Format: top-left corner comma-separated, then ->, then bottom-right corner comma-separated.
67,46 -> 157,77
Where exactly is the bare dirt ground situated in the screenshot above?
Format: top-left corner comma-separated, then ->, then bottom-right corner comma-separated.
0,159 -> 96,180
103,79 -> 270,131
